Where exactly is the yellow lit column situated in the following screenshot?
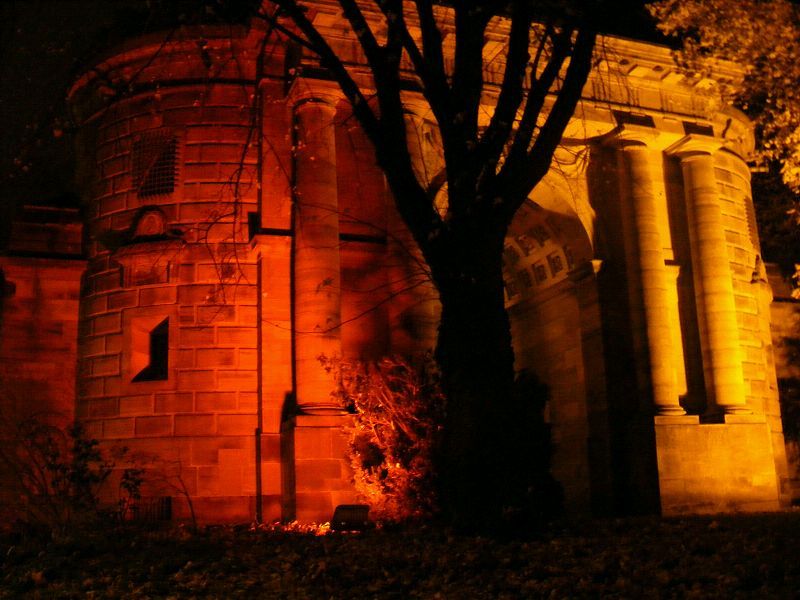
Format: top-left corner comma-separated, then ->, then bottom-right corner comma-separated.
292,91 -> 343,414
667,135 -> 748,414
609,128 -> 684,415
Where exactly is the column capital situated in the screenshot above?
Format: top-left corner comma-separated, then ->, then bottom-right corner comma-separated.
665,134 -> 723,158
601,124 -> 660,148
288,77 -> 342,110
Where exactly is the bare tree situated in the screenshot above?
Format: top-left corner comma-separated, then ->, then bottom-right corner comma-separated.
260,0 -> 601,529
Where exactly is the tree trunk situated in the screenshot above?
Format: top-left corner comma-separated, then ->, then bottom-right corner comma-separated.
431,223 -> 532,531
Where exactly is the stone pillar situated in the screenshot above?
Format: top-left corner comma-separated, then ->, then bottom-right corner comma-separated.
282,82 -> 357,523
292,92 -> 343,414
667,135 -> 748,414
608,128 -> 684,416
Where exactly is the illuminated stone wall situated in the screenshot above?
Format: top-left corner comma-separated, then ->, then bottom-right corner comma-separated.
0,206 -> 83,421
0,206 -> 84,519
25,8 -> 787,522
69,29 -> 265,522
768,268 -> 800,502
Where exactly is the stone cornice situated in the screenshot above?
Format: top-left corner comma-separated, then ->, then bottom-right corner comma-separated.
665,134 -> 724,158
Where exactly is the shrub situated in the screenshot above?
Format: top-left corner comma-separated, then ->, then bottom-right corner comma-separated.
323,355 -> 446,522
0,414 -> 138,536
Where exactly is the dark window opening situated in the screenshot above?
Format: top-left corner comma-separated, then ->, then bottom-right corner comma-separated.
504,277 -> 519,299
133,318 -> 169,381
533,263 -> 548,284
529,225 -> 551,246
547,253 -> 564,276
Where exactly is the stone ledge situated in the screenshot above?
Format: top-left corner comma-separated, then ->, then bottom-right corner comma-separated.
723,413 -> 767,425
654,415 -> 700,426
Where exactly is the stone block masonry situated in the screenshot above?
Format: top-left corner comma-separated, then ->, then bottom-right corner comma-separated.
21,7 -> 786,524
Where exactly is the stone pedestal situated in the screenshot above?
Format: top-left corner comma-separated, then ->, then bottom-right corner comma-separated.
654,414 -> 781,514
280,414 -> 357,523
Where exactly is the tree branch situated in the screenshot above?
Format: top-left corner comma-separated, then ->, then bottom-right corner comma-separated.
369,0 -> 450,134
501,27 -> 597,220
255,10 -> 317,53
475,4 -> 533,187
410,0 -> 450,126
270,0 -> 382,141
491,26 -> 569,208
444,3 -> 490,215
414,0 -> 445,81
505,27 -> 572,170
451,4 -> 489,148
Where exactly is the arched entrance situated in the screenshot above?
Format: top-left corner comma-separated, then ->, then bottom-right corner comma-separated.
504,193 -> 613,514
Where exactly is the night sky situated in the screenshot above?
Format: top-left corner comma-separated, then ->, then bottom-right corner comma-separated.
1,1 -> 135,241
0,0 -> 252,241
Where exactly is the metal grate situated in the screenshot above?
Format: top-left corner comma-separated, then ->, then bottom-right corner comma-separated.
129,496 -> 172,522
132,130 -> 179,198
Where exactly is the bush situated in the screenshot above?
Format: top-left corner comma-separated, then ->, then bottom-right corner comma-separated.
323,355 -> 446,522
0,414 -> 139,536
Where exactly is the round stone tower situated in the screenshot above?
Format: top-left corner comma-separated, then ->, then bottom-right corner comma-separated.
67,15 -> 434,523
69,25 -> 268,522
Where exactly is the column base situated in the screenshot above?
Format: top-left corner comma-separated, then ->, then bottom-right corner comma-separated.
655,406 -> 688,417
280,413 -> 358,523
722,406 -> 753,416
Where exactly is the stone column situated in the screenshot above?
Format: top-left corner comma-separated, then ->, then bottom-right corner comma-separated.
667,135 -> 748,414
282,83 -> 358,523
608,128 -> 684,416
292,91 -> 343,415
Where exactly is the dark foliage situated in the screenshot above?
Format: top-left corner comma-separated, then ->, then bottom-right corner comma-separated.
3,514 -> 800,597
753,167 -> 800,278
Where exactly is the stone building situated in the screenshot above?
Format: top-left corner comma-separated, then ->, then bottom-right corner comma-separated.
0,5 -> 795,522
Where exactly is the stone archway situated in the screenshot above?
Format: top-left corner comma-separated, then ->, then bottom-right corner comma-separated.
504,193 -> 612,514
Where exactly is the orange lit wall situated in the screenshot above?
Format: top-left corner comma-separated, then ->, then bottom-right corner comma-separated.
69,28 -> 265,522
65,21 -> 437,523
31,7 -> 790,522
0,206 -> 84,519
